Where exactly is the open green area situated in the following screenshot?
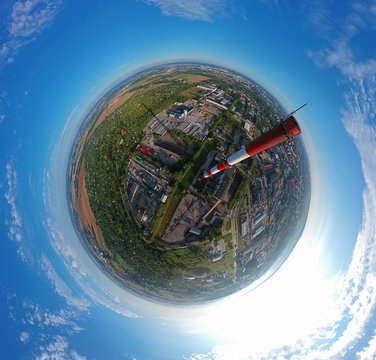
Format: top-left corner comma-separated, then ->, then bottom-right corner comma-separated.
223,233 -> 233,243
229,176 -> 249,209
152,181 -> 184,239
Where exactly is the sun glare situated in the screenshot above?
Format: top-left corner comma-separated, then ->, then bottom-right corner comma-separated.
182,186 -> 338,353
188,239 -> 336,352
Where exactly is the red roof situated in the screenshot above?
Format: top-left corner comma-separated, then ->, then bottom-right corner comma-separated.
139,145 -> 155,157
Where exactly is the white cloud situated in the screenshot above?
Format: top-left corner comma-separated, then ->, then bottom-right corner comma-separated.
5,294 -> 86,359
20,331 -> 30,343
40,254 -> 90,312
4,162 -> 22,234
141,0 -> 244,22
42,167 -> 139,319
357,330 -> 376,359
0,0 -> 62,66
4,160 -> 29,261
0,86 -> 8,123
286,0 -> 376,357
35,335 -> 86,360
23,301 -> 84,334
9,0 -> 62,38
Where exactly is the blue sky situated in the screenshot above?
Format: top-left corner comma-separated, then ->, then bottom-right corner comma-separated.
1,0 -> 375,359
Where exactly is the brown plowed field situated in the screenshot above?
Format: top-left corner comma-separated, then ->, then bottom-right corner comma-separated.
72,161 -> 107,251
185,75 -> 211,83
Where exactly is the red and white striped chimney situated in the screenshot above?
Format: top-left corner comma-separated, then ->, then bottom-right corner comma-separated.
201,115 -> 301,179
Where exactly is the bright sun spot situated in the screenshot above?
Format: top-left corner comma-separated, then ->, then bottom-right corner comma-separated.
181,145 -> 338,352
185,234 -> 337,353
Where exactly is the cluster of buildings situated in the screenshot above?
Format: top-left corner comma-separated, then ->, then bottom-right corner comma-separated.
124,156 -> 171,235
207,239 -> 227,263
124,84 -> 237,241
236,141 -> 305,274
145,84 -> 237,143
162,193 -> 209,243
123,74 -> 304,278
204,164 -> 236,200
145,98 -> 218,141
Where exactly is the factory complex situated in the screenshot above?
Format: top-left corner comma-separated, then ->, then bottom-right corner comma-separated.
71,63 -> 310,301
124,81 -> 305,275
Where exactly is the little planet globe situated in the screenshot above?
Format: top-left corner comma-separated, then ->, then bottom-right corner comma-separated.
69,63 -> 311,303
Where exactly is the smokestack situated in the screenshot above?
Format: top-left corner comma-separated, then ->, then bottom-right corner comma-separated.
201,115 -> 301,179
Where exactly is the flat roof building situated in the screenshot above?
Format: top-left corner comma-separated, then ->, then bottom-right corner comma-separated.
241,221 -> 248,237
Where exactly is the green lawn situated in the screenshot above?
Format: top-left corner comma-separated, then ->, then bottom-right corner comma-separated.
223,233 -> 233,243
152,183 -> 184,238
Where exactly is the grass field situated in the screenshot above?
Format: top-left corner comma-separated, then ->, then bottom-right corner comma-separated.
152,183 -> 184,238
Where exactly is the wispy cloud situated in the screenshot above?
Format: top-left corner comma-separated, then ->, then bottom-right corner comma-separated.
357,330 -> 376,359
260,0 -> 281,11
19,331 -> 30,343
40,254 -> 90,312
256,1 -> 376,357
299,0 -> 337,39
4,161 -> 22,240
9,0 -> 61,38
141,0 -> 245,22
0,0 -> 62,66
0,85 -> 8,123
287,0 -> 376,357
35,335 -> 86,360
44,213 -> 139,318
42,168 -> 139,319
4,160 -> 29,261
22,300 -> 84,333
6,292 -> 87,357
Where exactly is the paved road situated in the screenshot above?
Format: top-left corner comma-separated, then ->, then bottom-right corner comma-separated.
245,177 -> 253,243
230,204 -> 239,281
